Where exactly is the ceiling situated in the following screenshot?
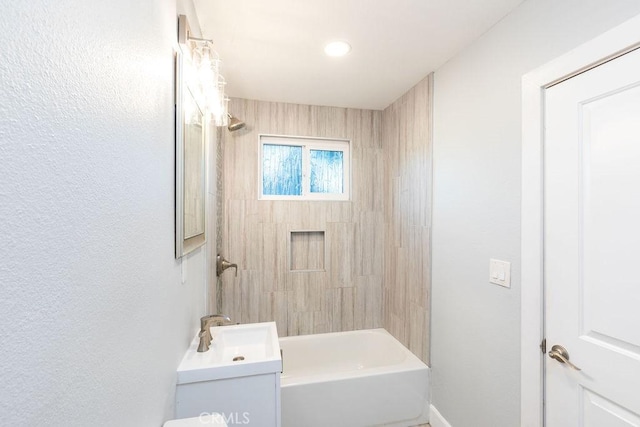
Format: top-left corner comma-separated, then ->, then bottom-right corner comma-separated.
193,0 -> 524,110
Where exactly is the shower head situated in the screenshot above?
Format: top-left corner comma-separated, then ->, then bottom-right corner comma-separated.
227,114 -> 246,132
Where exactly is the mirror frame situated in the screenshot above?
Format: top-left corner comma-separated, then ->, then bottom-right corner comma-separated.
175,48 -> 207,258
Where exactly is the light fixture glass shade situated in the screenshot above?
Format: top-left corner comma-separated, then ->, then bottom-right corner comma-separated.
220,99 -> 230,126
208,78 -> 227,126
181,36 -> 229,127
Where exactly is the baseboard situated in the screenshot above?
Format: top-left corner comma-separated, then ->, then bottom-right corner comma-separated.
429,405 -> 452,427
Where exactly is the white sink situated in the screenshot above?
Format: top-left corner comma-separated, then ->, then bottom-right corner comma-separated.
177,321 -> 281,384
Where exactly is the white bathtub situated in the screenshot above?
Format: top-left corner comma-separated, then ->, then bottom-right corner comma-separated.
279,328 -> 430,427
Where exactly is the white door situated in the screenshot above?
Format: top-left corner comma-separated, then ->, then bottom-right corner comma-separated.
544,47 -> 640,425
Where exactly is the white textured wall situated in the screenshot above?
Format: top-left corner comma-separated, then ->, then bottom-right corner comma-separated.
431,1 -> 640,426
0,1 -> 208,425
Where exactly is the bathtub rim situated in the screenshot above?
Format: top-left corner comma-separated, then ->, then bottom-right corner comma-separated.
279,327 -> 429,387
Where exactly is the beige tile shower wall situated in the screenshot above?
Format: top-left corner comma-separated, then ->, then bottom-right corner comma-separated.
382,74 -> 433,364
215,98 -> 384,337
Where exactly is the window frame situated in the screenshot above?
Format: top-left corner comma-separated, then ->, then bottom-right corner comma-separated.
259,134 -> 351,201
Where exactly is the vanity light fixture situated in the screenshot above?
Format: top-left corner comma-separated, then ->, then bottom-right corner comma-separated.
324,40 -> 351,57
178,15 -> 229,126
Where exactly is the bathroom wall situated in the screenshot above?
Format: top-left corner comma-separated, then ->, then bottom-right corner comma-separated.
216,98 -> 384,336
431,0 -> 640,426
381,75 -> 433,364
0,0 -> 209,425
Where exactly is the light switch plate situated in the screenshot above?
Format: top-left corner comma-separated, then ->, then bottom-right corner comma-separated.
490,259 -> 511,288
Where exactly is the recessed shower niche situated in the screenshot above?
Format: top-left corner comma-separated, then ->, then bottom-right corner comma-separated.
290,231 -> 325,272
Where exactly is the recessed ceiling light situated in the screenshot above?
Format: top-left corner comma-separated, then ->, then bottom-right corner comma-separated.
324,41 -> 351,57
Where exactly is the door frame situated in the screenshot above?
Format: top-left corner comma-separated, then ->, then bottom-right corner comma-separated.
520,14 -> 640,427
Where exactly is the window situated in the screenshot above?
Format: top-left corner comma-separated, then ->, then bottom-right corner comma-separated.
260,135 -> 350,200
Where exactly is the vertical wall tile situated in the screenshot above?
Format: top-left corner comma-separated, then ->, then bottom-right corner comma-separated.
340,287 -> 355,331
381,74 -> 433,363
326,222 -> 356,288
219,99 -> 384,337
239,269 -> 260,324
325,288 -> 342,332
408,302 -> 426,361
288,312 -> 314,336
353,280 -> 366,330
260,291 -> 288,336
369,275 -> 384,329
216,85 -> 431,365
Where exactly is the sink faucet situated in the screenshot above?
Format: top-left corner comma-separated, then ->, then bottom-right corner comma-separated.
197,314 -> 233,352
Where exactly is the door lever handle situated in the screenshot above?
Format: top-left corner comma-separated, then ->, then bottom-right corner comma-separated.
548,344 -> 582,371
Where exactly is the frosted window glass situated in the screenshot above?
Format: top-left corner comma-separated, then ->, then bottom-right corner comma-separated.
262,144 -> 302,195
310,149 -> 343,193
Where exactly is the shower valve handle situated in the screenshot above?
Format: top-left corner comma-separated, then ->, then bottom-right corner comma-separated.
216,254 -> 238,277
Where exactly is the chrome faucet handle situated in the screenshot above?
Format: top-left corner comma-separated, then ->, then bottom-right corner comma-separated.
216,254 -> 238,277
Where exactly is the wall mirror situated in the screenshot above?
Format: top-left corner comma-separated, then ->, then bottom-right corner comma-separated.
175,48 -> 206,258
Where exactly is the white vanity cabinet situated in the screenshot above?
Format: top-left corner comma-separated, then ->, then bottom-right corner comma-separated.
176,372 -> 281,427
175,322 -> 282,427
